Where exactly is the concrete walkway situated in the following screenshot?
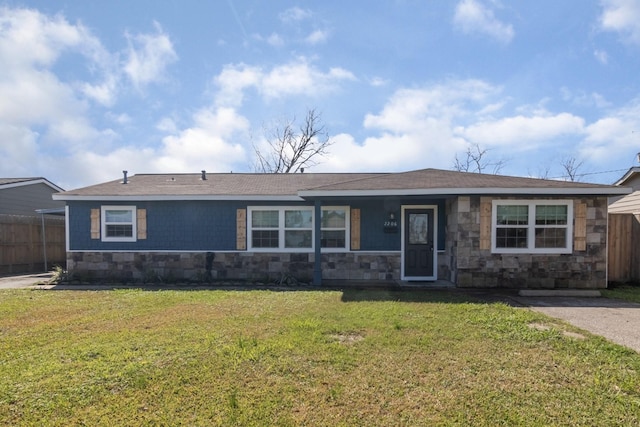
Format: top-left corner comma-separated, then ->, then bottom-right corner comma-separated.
0,273 -> 52,289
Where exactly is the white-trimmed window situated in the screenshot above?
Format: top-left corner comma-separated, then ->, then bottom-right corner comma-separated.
321,207 -> 349,251
492,200 -> 573,254
101,206 -> 137,242
248,206 -> 349,251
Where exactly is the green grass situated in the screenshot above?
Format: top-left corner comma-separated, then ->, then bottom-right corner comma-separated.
1,289 -> 639,426
603,285 -> 640,304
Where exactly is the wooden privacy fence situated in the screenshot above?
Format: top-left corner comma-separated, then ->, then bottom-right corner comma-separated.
608,213 -> 640,283
0,214 -> 66,275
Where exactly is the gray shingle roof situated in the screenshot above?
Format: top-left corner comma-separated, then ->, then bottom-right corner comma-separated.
54,168 -> 629,201
0,177 -> 64,192
0,177 -> 40,186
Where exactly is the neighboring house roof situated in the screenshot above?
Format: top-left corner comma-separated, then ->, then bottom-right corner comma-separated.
609,167 -> 640,214
53,169 -> 629,202
0,177 -> 64,192
613,167 -> 640,187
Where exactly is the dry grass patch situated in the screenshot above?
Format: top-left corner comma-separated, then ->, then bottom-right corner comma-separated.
0,288 -> 639,426
528,322 -> 587,340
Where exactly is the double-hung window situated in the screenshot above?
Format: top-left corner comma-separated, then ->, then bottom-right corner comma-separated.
492,200 -> 572,254
284,209 -> 313,248
248,206 -> 349,251
321,207 -> 348,250
249,207 -> 313,250
101,206 -> 137,242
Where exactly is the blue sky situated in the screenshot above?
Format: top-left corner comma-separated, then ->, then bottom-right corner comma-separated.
1,0 -> 640,189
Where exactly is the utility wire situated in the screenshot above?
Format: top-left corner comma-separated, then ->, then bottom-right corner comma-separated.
548,168 -> 629,180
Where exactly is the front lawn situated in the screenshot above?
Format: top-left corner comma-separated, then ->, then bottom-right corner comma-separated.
1,289 -> 639,426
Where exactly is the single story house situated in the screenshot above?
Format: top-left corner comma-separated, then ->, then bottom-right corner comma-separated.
53,168 -> 630,288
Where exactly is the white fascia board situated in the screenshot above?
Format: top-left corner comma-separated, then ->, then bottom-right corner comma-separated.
1,178 -> 64,192
52,186 -> 631,201
298,187 -> 632,197
614,168 -> 640,186
52,194 -> 305,202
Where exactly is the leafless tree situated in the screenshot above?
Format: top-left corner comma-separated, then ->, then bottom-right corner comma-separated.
253,109 -> 333,173
453,143 -> 506,174
532,165 -> 551,180
559,157 -> 584,182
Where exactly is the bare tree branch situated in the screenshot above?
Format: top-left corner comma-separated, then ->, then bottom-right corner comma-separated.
559,157 -> 584,182
253,109 -> 333,173
529,165 -> 551,180
452,143 -> 506,174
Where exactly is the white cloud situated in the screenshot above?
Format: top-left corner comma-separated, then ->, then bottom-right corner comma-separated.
318,80 -> 498,172
561,87 -> 611,109
0,7 -> 188,187
319,79 -> 627,177
123,21 -> 178,89
368,77 -> 388,87
363,79 -> 498,133
156,116 -> 177,133
0,124 -> 40,174
154,107 -> 248,171
214,59 -> 355,106
58,106 -> 250,186
600,0 -> 640,44
267,33 -> 284,47
0,9 -> 115,160
0,7 -> 87,69
107,112 -> 132,125
80,75 -> 119,106
453,0 -> 514,44
305,29 -> 329,45
580,100 -> 640,163
594,49 -> 609,64
279,7 -> 312,24
214,63 -> 263,107
456,113 -> 586,147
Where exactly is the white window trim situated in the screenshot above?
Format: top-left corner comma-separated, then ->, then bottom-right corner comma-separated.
101,205 -> 137,243
248,206 -> 314,252
491,200 -> 573,254
247,206 -> 350,252
320,206 -> 350,253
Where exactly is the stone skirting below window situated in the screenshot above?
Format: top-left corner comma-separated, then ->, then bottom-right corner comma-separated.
66,251 -> 402,283
446,196 -> 608,289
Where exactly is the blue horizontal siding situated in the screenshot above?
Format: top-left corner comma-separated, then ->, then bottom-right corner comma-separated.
67,198 -> 447,252
353,199 -> 446,251
69,200 -> 248,251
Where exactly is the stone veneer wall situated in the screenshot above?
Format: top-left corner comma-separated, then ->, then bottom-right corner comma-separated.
446,195 -> 609,289
66,251 -> 401,283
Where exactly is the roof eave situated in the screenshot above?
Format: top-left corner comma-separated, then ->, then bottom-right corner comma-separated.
0,178 -> 64,192
614,167 -> 640,186
298,187 -> 632,197
52,194 -> 305,202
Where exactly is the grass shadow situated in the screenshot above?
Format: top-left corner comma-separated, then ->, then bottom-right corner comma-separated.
339,288 -> 495,304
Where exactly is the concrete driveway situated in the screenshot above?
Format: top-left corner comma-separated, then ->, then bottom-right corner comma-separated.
509,294 -> 640,353
0,273 -> 52,289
